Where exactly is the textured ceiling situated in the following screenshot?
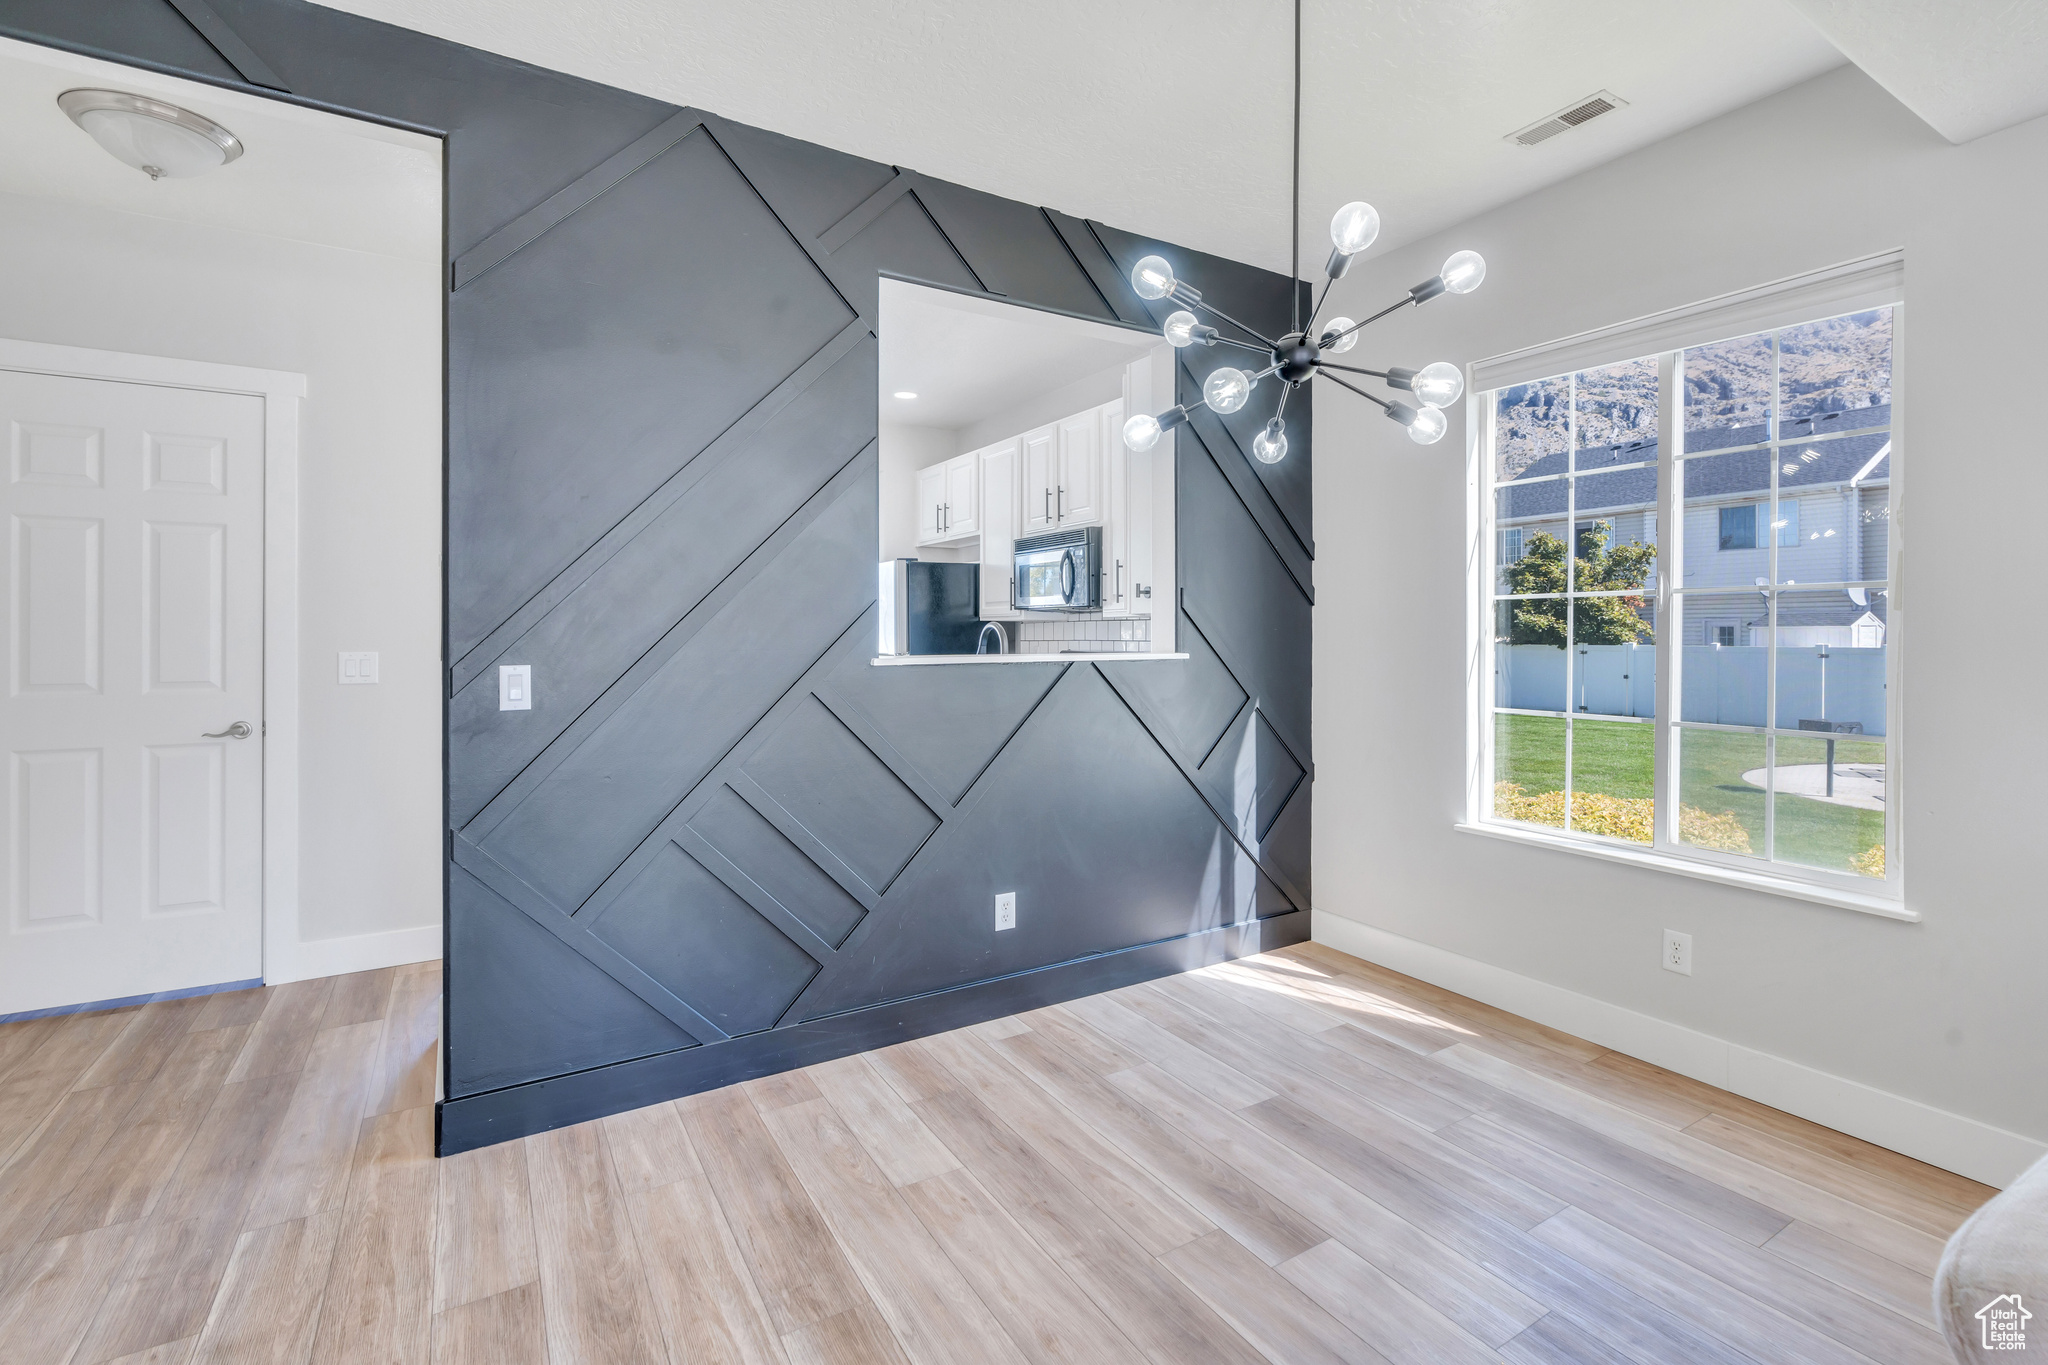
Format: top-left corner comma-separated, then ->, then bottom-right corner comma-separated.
1782,0 -> 2048,142
0,36 -> 440,261
313,0 -> 1845,273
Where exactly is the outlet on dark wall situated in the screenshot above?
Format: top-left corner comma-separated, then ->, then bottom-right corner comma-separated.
1,0 -> 1315,1153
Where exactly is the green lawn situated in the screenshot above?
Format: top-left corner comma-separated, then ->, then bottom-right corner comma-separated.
1493,713 -> 1885,876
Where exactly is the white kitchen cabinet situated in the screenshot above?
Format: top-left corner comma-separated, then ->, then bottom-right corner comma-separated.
914,451 -> 977,545
916,463 -> 947,544
1101,397 -> 1132,618
1055,408 -> 1102,527
978,439 -> 1019,619
1020,401 -> 1114,533
1020,424 -> 1057,532
1105,349 -> 1170,628
945,453 -> 978,538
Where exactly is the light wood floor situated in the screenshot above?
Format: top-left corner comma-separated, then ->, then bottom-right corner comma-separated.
0,944 -> 1991,1365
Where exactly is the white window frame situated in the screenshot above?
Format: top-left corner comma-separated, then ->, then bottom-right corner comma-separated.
1460,251 -> 1910,920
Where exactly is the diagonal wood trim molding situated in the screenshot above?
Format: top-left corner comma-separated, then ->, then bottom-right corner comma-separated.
450,319 -> 872,691
1183,418 -> 1315,606
164,0 -> 289,90
452,832 -> 729,1042
458,447 -> 878,839
816,169 -> 913,255
452,108 -> 706,289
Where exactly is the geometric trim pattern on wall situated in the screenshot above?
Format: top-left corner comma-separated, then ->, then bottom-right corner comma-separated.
428,108 -> 1319,1098
0,0 -> 1319,1143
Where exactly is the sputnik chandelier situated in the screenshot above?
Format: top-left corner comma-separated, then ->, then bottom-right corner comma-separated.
1120,1 -> 1486,464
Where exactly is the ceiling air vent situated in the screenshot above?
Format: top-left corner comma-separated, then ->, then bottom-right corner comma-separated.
1507,91 -> 1627,146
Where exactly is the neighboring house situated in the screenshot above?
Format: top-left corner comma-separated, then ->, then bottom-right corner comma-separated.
1498,405 -> 1891,646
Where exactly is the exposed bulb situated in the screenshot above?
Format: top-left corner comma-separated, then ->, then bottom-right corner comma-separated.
1252,418 -> 1288,464
1329,200 -> 1380,256
1122,412 -> 1162,452
1317,318 -> 1358,355
1203,367 -> 1254,414
1410,361 -> 1464,407
1163,310 -> 1200,347
1440,250 -> 1486,295
1131,254 -> 1176,300
1408,405 -> 1449,444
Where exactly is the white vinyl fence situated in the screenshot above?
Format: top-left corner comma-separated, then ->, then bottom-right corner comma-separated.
1496,643 -> 1886,735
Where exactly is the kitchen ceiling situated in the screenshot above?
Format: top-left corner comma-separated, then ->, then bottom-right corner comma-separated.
878,280 -> 1155,432
312,0 -> 1846,273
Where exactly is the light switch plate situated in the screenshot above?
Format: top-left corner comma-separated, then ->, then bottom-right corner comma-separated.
338,651 -> 378,684
499,663 -> 532,711
994,891 -> 1016,931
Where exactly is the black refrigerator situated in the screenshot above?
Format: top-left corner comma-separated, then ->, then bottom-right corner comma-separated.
884,559 -> 983,654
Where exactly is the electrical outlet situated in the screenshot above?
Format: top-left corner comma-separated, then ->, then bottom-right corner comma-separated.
1663,929 -> 1693,976
994,891 -> 1016,931
499,664 -> 532,711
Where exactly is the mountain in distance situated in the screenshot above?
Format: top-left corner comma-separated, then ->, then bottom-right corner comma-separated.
1492,308 -> 1892,480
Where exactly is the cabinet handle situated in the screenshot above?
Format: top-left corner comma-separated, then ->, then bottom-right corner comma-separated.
1057,485 -> 1064,520
1116,559 -> 1123,601
1044,488 -> 1051,522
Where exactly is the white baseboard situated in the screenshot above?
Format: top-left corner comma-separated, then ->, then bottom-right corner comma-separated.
1311,912 -> 2046,1190
269,922 -> 440,986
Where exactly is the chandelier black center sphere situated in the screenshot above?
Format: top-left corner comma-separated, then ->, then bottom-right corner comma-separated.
1119,2 -> 1488,465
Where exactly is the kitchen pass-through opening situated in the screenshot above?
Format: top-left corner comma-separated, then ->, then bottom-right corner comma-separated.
874,278 -> 1184,665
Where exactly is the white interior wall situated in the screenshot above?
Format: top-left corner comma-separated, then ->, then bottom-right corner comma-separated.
0,190 -> 442,980
878,422 -> 967,563
957,362 -> 1125,453
1312,64 -> 2048,1183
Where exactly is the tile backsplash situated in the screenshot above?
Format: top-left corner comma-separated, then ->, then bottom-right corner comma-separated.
1010,616 -> 1151,655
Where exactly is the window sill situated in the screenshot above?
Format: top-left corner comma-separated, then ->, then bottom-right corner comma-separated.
1453,820 -> 1917,922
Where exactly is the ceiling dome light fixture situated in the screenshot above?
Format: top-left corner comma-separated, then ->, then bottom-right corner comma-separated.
57,89 -> 243,181
1118,1 -> 1487,458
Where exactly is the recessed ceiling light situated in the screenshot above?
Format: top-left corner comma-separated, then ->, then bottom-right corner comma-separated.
893,391 -> 917,400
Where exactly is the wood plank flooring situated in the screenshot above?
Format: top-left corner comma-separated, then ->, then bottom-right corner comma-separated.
0,944 -> 1990,1365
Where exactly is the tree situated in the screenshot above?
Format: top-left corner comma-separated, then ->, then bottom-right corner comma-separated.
1501,521 -> 1656,646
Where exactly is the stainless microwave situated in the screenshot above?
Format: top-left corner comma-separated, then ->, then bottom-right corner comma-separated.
1013,527 -> 1100,611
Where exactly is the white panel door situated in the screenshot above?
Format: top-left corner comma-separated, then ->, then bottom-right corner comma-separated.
0,369 -> 264,1014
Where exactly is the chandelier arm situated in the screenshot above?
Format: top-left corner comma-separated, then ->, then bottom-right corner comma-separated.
1274,382 -> 1293,423
1179,294 -> 1280,349
1322,296 -> 1415,346
1314,360 -> 1392,379
1208,335 -> 1270,354
1305,275 -> 1336,335
1316,369 -> 1392,411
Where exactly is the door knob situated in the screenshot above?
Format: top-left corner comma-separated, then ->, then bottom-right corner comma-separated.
203,722 -> 253,740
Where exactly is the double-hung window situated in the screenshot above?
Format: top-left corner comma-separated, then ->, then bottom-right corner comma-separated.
1469,258 -> 1903,915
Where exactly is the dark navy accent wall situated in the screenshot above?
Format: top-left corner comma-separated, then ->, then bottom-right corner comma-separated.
2,0 -> 1317,1154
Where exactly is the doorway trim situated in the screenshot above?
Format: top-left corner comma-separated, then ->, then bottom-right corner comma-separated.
0,335 -> 307,984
